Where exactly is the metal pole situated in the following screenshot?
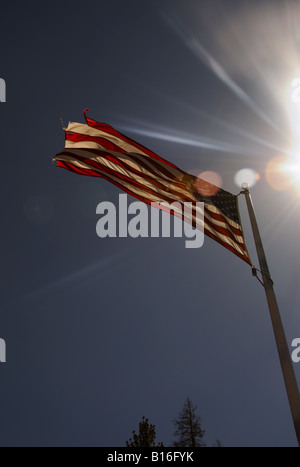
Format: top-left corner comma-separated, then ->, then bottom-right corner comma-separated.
242,187 -> 300,446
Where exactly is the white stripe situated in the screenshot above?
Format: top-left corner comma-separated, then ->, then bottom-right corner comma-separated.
65,142 -> 185,184
62,147 -> 196,199
57,153 -> 197,205
203,211 -> 244,243
65,140 -> 103,150
205,203 -> 242,230
66,122 -> 154,159
65,123 -> 184,178
204,222 -> 246,255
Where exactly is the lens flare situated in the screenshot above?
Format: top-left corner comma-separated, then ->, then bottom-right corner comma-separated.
291,78 -> 300,103
194,171 -> 222,196
265,155 -> 294,191
283,160 -> 300,191
234,168 -> 260,189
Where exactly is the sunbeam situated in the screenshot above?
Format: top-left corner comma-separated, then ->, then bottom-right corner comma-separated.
117,82 -> 288,156
118,121 -> 273,157
23,252 -> 125,301
162,12 -> 286,138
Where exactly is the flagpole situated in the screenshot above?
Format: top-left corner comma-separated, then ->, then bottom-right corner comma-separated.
241,186 -> 300,446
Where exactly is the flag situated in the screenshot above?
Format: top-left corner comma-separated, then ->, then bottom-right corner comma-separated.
53,109 -> 251,264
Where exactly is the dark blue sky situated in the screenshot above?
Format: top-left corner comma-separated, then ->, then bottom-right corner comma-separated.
1,0 -> 300,447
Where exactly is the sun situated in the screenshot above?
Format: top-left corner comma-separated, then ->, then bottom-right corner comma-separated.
283,160 -> 300,189
277,77 -> 300,192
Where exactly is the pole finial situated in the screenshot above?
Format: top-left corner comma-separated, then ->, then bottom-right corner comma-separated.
83,108 -> 90,122
60,118 -> 67,131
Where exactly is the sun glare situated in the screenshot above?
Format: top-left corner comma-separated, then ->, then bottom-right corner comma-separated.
284,159 -> 300,189
273,77 -> 300,192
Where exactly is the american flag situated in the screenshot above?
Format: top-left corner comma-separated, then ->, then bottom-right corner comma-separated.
53,109 -> 251,264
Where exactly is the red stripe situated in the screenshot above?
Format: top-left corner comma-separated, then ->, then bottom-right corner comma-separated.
57,151 -> 189,207
89,147 -> 187,190
127,152 -> 187,186
204,211 -> 247,249
185,204 -> 245,249
85,116 -> 184,169
66,131 -> 122,153
184,203 -> 245,249
66,132 -> 188,185
58,149 -> 194,205
56,160 -> 106,179
103,153 -> 186,192
57,160 -> 182,212
205,208 -> 243,237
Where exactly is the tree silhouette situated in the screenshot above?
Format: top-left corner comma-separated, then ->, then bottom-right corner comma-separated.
172,397 -> 205,447
212,439 -> 222,447
126,416 -> 164,447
